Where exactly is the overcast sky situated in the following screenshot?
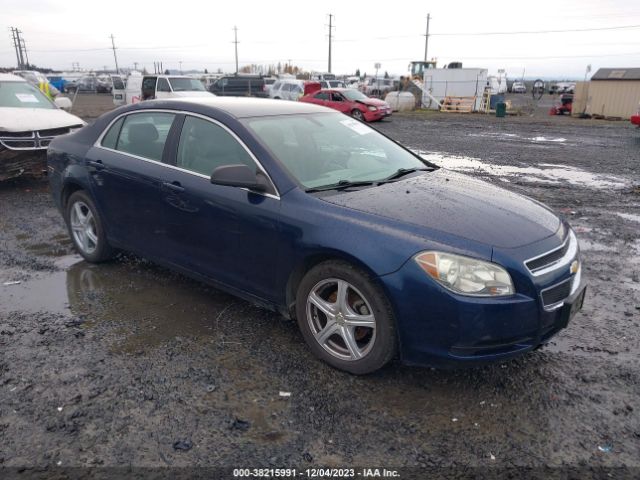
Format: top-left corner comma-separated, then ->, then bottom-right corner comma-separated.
2,0 -> 639,78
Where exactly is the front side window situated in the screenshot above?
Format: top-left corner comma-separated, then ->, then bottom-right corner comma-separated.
243,113 -> 426,189
114,112 -> 176,162
176,116 -> 254,177
330,93 -> 344,102
157,77 -> 171,92
0,81 -> 55,109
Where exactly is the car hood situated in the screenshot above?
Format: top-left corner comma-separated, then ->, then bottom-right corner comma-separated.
356,98 -> 389,107
169,91 -> 215,98
320,170 -> 560,248
0,107 -> 85,132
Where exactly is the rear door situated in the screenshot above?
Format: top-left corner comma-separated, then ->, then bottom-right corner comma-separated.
141,76 -> 157,100
310,91 -> 330,106
111,75 -> 126,105
85,111 -> 179,257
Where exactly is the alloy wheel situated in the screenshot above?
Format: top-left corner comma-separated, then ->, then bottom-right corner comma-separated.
70,201 -> 98,255
306,278 -> 377,361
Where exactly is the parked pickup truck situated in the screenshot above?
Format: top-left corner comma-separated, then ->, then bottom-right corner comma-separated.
113,73 -> 214,105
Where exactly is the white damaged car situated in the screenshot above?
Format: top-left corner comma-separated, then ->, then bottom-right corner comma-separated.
0,73 -> 85,181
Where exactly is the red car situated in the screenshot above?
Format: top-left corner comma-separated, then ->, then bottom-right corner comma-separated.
300,87 -> 391,122
632,103 -> 640,127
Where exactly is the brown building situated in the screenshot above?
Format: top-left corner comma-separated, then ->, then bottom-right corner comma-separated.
573,68 -> 640,119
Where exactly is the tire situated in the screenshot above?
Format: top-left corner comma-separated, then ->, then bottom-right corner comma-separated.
295,260 -> 397,374
351,109 -> 365,122
65,190 -> 114,263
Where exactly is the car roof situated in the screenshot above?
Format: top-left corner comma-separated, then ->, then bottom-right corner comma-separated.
0,73 -> 27,82
139,97 -> 332,118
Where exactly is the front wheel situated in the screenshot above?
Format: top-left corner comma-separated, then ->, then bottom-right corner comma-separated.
65,190 -> 114,263
296,261 -> 397,374
351,109 -> 365,121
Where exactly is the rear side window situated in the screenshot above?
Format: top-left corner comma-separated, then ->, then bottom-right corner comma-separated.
176,116 -> 254,177
314,92 -> 329,100
101,117 -> 124,149
114,112 -> 176,162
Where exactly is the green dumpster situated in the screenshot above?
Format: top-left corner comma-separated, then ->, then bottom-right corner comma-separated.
496,102 -> 507,118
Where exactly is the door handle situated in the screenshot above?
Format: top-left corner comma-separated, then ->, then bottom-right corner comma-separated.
87,159 -> 105,171
162,181 -> 185,193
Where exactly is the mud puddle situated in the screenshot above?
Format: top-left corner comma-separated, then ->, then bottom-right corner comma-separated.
0,255 -> 258,353
415,150 -> 630,189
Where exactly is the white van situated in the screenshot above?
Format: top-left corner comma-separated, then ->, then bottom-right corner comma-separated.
113,73 -> 214,105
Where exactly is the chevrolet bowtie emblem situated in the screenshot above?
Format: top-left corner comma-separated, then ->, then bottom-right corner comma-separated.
570,260 -> 579,274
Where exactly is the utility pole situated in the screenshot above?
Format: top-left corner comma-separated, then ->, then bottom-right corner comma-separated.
327,14 -> 334,73
233,26 -> 239,74
10,28 -> 21,68
179,61 -> 183,74
134,62 -> 139,71
11,28 -> 26,69
16,29 -> 25,68
423,13 -> 431,62
20,37 -> 30,68
110,34 -> 120,74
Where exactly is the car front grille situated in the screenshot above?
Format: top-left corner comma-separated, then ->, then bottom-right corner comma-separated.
524,231 -> 578,276
1,139 -> 37,149
541,277 -> 572,309
0,126 -> 75,151
526,240 -> 571,272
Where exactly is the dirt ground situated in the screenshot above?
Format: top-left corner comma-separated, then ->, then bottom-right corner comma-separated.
0,93 -> 639,477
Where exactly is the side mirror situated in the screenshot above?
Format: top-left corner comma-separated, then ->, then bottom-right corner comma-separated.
54,96 -> 73,111
210,164 -> 268,193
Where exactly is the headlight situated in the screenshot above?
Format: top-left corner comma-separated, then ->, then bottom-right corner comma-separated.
414,251 -> 514,297
367,105 -> 378,111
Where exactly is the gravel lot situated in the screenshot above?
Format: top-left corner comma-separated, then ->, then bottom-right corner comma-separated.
1,94 -> 639,477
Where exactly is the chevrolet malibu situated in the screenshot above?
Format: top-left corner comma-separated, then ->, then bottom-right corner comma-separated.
47,98 -> 586,374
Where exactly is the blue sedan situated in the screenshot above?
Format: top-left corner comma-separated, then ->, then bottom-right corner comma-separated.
47,98 -> 586,374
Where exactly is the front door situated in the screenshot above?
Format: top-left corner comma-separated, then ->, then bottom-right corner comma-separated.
155,77 -> 173,99
159,115 -> 282,301
326,92 -> 351,114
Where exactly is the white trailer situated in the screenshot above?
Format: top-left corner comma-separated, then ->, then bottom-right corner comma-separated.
420,68 -> 488,111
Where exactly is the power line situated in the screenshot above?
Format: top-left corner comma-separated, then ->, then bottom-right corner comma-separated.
430,23 -> 640,36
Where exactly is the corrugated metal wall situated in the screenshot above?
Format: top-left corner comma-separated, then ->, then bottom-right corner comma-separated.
581,81 -> 640,118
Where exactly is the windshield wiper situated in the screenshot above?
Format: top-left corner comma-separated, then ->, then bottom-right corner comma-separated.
376,167 -> 434,184
305,179 -> 376,193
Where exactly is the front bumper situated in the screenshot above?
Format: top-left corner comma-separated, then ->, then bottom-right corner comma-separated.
379,242 -> 584,368
0,147 -> 47,181
363,109 -> 390,122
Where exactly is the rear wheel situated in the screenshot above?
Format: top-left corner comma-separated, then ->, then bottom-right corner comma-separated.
351,109 -> 365,121
296,261 -> 397,374
65,190 -> 114,263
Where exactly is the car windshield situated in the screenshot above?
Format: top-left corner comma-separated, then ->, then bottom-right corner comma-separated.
0,81 -> 55,109
342,90 -> 369,101
168,77 -> 205,92
243,113 -> 428,189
